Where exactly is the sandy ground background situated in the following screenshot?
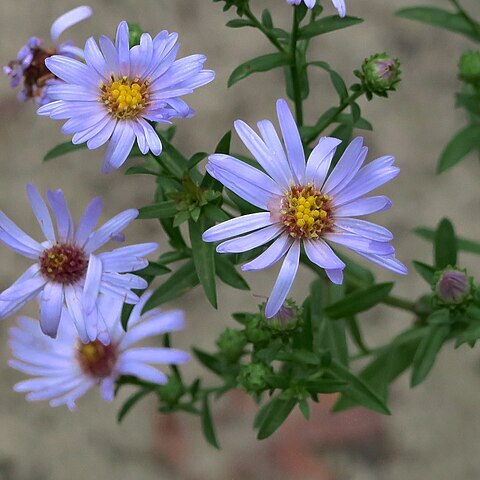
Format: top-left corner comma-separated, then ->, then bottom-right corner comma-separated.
0,0 -> 479,479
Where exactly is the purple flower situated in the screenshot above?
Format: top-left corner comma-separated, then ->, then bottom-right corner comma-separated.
435,269 -> 471,305
0,184 -> 158,342
202,99 -> 407,318
8,292 -> 189,410
38,21 -> 215,174
286,0 -> 346,17
3,6 -> 93,105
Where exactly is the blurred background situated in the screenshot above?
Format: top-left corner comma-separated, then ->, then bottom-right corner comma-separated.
0,0 -> 479,478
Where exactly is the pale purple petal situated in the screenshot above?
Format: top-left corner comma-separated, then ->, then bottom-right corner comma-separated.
45,56 -> 99,89
241,233 -> 293,271
324,232 -> 394,256
333,196 -> 392,217
304,137 -> 341,186
355,252 -> 408,275
82,254 -> 102,315
0,211 -> 43,256
335,218 -> 393,242
50,6 -> 93,43
325,268 -> 344,284
122,347 -> 189,364
102,122 -> 136,174
74,197 -> 103,247
216,224 -> 282,254
39,283 -> 64,338
26,184 -> 56,243
47,189 -> 74,243
117,361 -> 168,384
304,238 -> 346,269
115,21 -> 130,77
98,243 -> 158,272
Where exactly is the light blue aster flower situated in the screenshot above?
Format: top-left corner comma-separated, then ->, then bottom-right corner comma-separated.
0,184 -> 158,342
3,6 -> 93,105
286,0 -> 346,17
202,99 -> 407,318
8,292 -> 189,410
38,21 -> 215,174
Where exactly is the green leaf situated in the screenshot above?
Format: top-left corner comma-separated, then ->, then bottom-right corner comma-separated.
201,396 -> 220,449
215,255 -> 250,290
261,9 -> 273,28
426,308 -> 451,325
192,348 -> 224,375
117,389 -> 152,423
256,397 -> 297,440
155,134 -> 188,178
412,260 -> 436,284
189,218 -> 217,308
135,261 -> 170,277
299,15 -> 364,39
411,324 -> 449,387
309,61 -> 348,100
298,399 -> 310,420
434,218 -> 457,269
437,125 -> 480,173
228,53 -> 291,87
189,152 -> 208,169
226,18 -> 255,28
329,360 -> 390,414
201,131 -> 231,191
143,260 -> 199,312
124,166 -> 159,176
325,283 -> 394,319
43,141 -> 87,162
415,227 -> 480,255
138,200 -> 178,219
396,7 -> 480,42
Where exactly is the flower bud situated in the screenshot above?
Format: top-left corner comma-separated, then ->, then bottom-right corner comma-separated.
434,268 -> 472,306
458,51 -> 480,86
357,53 -> 401,98
158,375 -> 185,406
245,316 -> 271,345
264,300 -> 301,332
216,328 -> 247,361
237,362 -> 273,393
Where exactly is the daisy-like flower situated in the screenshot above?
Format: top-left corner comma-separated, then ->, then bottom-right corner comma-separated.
0,184 -> 158,342
286,0 -> 346,17
38,21 -> 215,174
202,99 -> 407,318
3,6 -> 93,105
8,292 -> 189,410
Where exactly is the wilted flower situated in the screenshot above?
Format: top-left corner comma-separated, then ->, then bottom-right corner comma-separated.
38,21 -> 215,174
9,292 -> 189,410
3,6 -> 92,105
202,99 -> 406,318
286,0 -> 346,17
0,184 -> 157,342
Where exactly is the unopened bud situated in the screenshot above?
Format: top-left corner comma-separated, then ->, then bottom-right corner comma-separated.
216,328 -> 247,361
237,362 -> 272,393
357,53 -> 401,98
264,300 -> 301,332
434,268 -> 471,305
458,51 -> 480,86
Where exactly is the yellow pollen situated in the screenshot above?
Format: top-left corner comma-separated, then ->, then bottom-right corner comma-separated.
100,76 -> 149,119
281,183 -> 334,239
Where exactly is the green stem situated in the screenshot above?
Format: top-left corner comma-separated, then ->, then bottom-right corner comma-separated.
382,294 -> 417,313
244,6 -> 287,53
450,0 -> 480,39
290,7 -> 304,126
304,89 -> 364,144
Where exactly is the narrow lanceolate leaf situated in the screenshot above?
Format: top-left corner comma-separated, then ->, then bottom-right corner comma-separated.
138,200 -> 178,219
117,389 -> 152,423
329,360 -> 391,415
189,218 -> 217,308
396,7 -> 480,42
437,125 -> 480,173
256,397 -> 297,440
412,261 -> 436,284
434,218 -> 457,269
43,141 -> 87,161
415,227 -> 480,255
309,61 -> 348,101
155,134 -> 188,178
228,53 -> 291,87
411,324 -> 449,387
201,130 -> 231,191
143,260 -> 199,312
215,255 -> 250,291
324,283 -> 394,319
135,261 -> 171,277
201,396 -> 220,449
192,348 -> 224,376
298,16 -> 364,39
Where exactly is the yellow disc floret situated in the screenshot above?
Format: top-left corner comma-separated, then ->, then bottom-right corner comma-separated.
100,75 -> 150,119
281,184 -> 334,238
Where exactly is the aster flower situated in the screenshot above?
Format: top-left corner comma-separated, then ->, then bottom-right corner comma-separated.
37,21 -> 215,174
0,184 -> 158,342
3,6 -> 93,105
202,99 -> 407,318
8,292 -> 189,410
286,0 -> 346,17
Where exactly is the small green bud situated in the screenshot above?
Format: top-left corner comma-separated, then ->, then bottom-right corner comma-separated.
237,362 -> 273,393
433,267 -> 473,306
357,53 -> 401,99
458,51 -> 480,86
128,23 -> 144,48
157,375 -> 184,406
216,328 -> 247,361
245,316 -> 271,344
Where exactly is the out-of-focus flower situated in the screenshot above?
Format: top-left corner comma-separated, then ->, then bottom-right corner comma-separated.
286,0 -> 346,17
38,21 -> 215,174
0,184 -> 157,342
202,99 -> 406,318
9,292 -> 189,410
3,6 -> 92,105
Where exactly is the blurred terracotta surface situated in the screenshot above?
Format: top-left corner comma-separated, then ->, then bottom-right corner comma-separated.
0,0 -> 480,479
